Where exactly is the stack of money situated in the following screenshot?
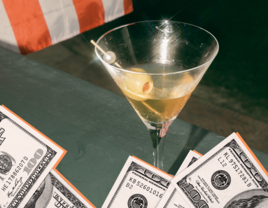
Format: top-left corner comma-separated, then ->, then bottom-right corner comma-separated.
2,104 -> 267,208
102,133 -> 268,208
0,105 -> 95,208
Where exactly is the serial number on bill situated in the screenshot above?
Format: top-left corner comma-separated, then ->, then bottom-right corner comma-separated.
126,178 -> 163,199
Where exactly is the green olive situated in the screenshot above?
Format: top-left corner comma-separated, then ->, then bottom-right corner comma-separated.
180,74 -> 194,86
121,88 -> 147,101
124,68 -> 153,96
179,74 -> 194,95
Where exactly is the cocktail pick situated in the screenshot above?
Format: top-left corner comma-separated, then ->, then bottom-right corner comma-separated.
90,40 -> 123,69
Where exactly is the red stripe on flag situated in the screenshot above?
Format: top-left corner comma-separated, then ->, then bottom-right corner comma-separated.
124,0 -> 133,15
3,0 -> 52,55
72,0 -> 105,34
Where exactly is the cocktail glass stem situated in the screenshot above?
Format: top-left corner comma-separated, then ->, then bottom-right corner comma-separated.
149,127 -> 167,170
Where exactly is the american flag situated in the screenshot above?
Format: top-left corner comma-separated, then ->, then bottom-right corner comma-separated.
0,0 -> 133,54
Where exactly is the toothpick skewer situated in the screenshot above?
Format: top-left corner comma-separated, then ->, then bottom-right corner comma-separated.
114,62 -> 123,68
90,40 -> 107,55
142,102 -> 160,115
90,40 -> 123,69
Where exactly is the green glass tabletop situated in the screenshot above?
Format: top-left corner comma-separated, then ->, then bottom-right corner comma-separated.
0,46 -> 267,207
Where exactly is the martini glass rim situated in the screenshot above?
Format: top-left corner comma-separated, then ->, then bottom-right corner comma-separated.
95,20 -> 219,75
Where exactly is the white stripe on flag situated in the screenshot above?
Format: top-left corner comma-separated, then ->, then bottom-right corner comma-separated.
0,1 -> 20,53
38,0 -> 80,45
102,0 -> 124,23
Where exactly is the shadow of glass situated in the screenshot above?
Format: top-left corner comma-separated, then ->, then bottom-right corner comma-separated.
168,125 -> 208,175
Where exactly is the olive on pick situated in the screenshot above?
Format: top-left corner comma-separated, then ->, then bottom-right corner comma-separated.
121,88 -> 147,101
179,74 -> 194,86
122,68 -> 154,101
124,68 -> 153,94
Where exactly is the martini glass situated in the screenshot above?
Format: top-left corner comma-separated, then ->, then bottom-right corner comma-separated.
94,21 -> 219,170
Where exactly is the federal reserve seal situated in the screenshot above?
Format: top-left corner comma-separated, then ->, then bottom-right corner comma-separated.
211,170 -> 231,190
0,154 -> 12,174
128,194 -> 148,208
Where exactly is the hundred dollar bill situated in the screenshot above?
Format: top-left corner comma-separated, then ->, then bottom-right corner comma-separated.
102,156 -> 173,208
172,132 -> 268,208
157,150 -> 202,208
25,169 -> 95,208
0,106 -> 66,208
176,150 -> 202,176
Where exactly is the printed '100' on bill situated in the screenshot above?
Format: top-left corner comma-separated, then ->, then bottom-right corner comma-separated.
0,106 -> 65,208
102,156 -> 173,208
172,132 -> 268,208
